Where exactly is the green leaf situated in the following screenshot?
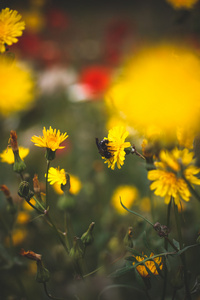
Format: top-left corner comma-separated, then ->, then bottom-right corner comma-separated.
134,268 -> 147,289
175,243 -> 199,256
172,239 -> 180,251
110,265 -> 134,278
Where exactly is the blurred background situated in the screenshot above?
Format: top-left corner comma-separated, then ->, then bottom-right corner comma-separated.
1,0 -> 200,299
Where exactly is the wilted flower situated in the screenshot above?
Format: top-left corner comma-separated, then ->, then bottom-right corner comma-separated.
0,7 -> 25,53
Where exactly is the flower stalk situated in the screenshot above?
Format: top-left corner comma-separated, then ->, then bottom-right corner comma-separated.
173,199 -> 191,300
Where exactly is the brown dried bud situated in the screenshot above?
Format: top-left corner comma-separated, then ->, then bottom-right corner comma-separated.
153,222 -> 170,238
33,174 -> 41,194
123,226 -> 134,248
10,130 -> 18,152
20,248 -> 42,261
0,185 -> 11,198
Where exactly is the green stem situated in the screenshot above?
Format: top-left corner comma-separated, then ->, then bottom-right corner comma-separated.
19,172 -> 24,181
46,160 -> 50,209
45,212 -> 69,254
64,212 -> 71,250
120,198 -> 154,227
33,196 -> 45,211
26,199 -> 43,214
173,200 -> 191,300
43,282 -> 64,300
162,199 -> 172,300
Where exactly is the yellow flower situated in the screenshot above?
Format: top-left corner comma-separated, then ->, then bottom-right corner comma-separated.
148,148 -> 200,205
166,0 -> 198,9
23,10 -> 45,33
0,8 -> 25,53
53,174 -> 82,195
47,167 -> 67,185
102,126 -> 131,170
105,44 -> 200,141
0,146 -> 29,164
22,198 -> 36,210
31,126 -> 68,151
133,252 -> 163,278
176,127 -> 194,149
17,211 -> 30,224
5,228 -> 27,246
111,185 -> 138,214
0,56 -> 34,116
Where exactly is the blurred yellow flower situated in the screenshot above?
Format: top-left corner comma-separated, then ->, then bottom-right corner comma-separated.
166,0 -> 198,9
47,167 -> 67,185
31,126 -> 68,151
105,44 -> 200,141
23,10 -> 45,33
0,146 -> 29,164
53,174 -> 82,195
0,7 -> 25,53
5,228 -> 27,246
176,127 -> 194,149
102,126 -> 131,170
17,211 -> 30,224
133,252 -> 163,278
111,185 -> 138,214
0,57 -> 34,116
22,198 -> 36,210
148,148 -> 200,204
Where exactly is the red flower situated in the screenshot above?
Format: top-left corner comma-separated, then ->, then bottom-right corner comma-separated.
79,65 -> 111,99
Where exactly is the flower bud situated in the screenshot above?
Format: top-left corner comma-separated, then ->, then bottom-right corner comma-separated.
45,148 -> 56,161
18,181 -> 34,201
1,185 -> 16,214
69,237 -> 84,260
36,260 -> 50,283
81,222 -> 95,246
13,150 -> 26,173
61,173 -> 70,193
123,226 -> 134,248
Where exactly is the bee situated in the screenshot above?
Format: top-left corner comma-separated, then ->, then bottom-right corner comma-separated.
96,138 -> 113,159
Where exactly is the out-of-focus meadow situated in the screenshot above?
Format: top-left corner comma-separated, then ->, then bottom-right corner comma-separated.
1,0 -> 200,299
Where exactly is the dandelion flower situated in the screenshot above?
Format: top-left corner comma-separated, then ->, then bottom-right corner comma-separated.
166,0 -> 198,9
105,44 -> 200,141
0,56 -> 34,116
102,126 -> 131,170
148,148 -> 200,205
47,167 -> 67,185
133,252 -> 163,278
31,126 -> 68,151
111,185 -> 138,214
0,7 -> 25,53
0,146 -> 29,164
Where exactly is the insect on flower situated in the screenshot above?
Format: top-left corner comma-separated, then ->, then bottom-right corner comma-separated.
96,138 -> 113,159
